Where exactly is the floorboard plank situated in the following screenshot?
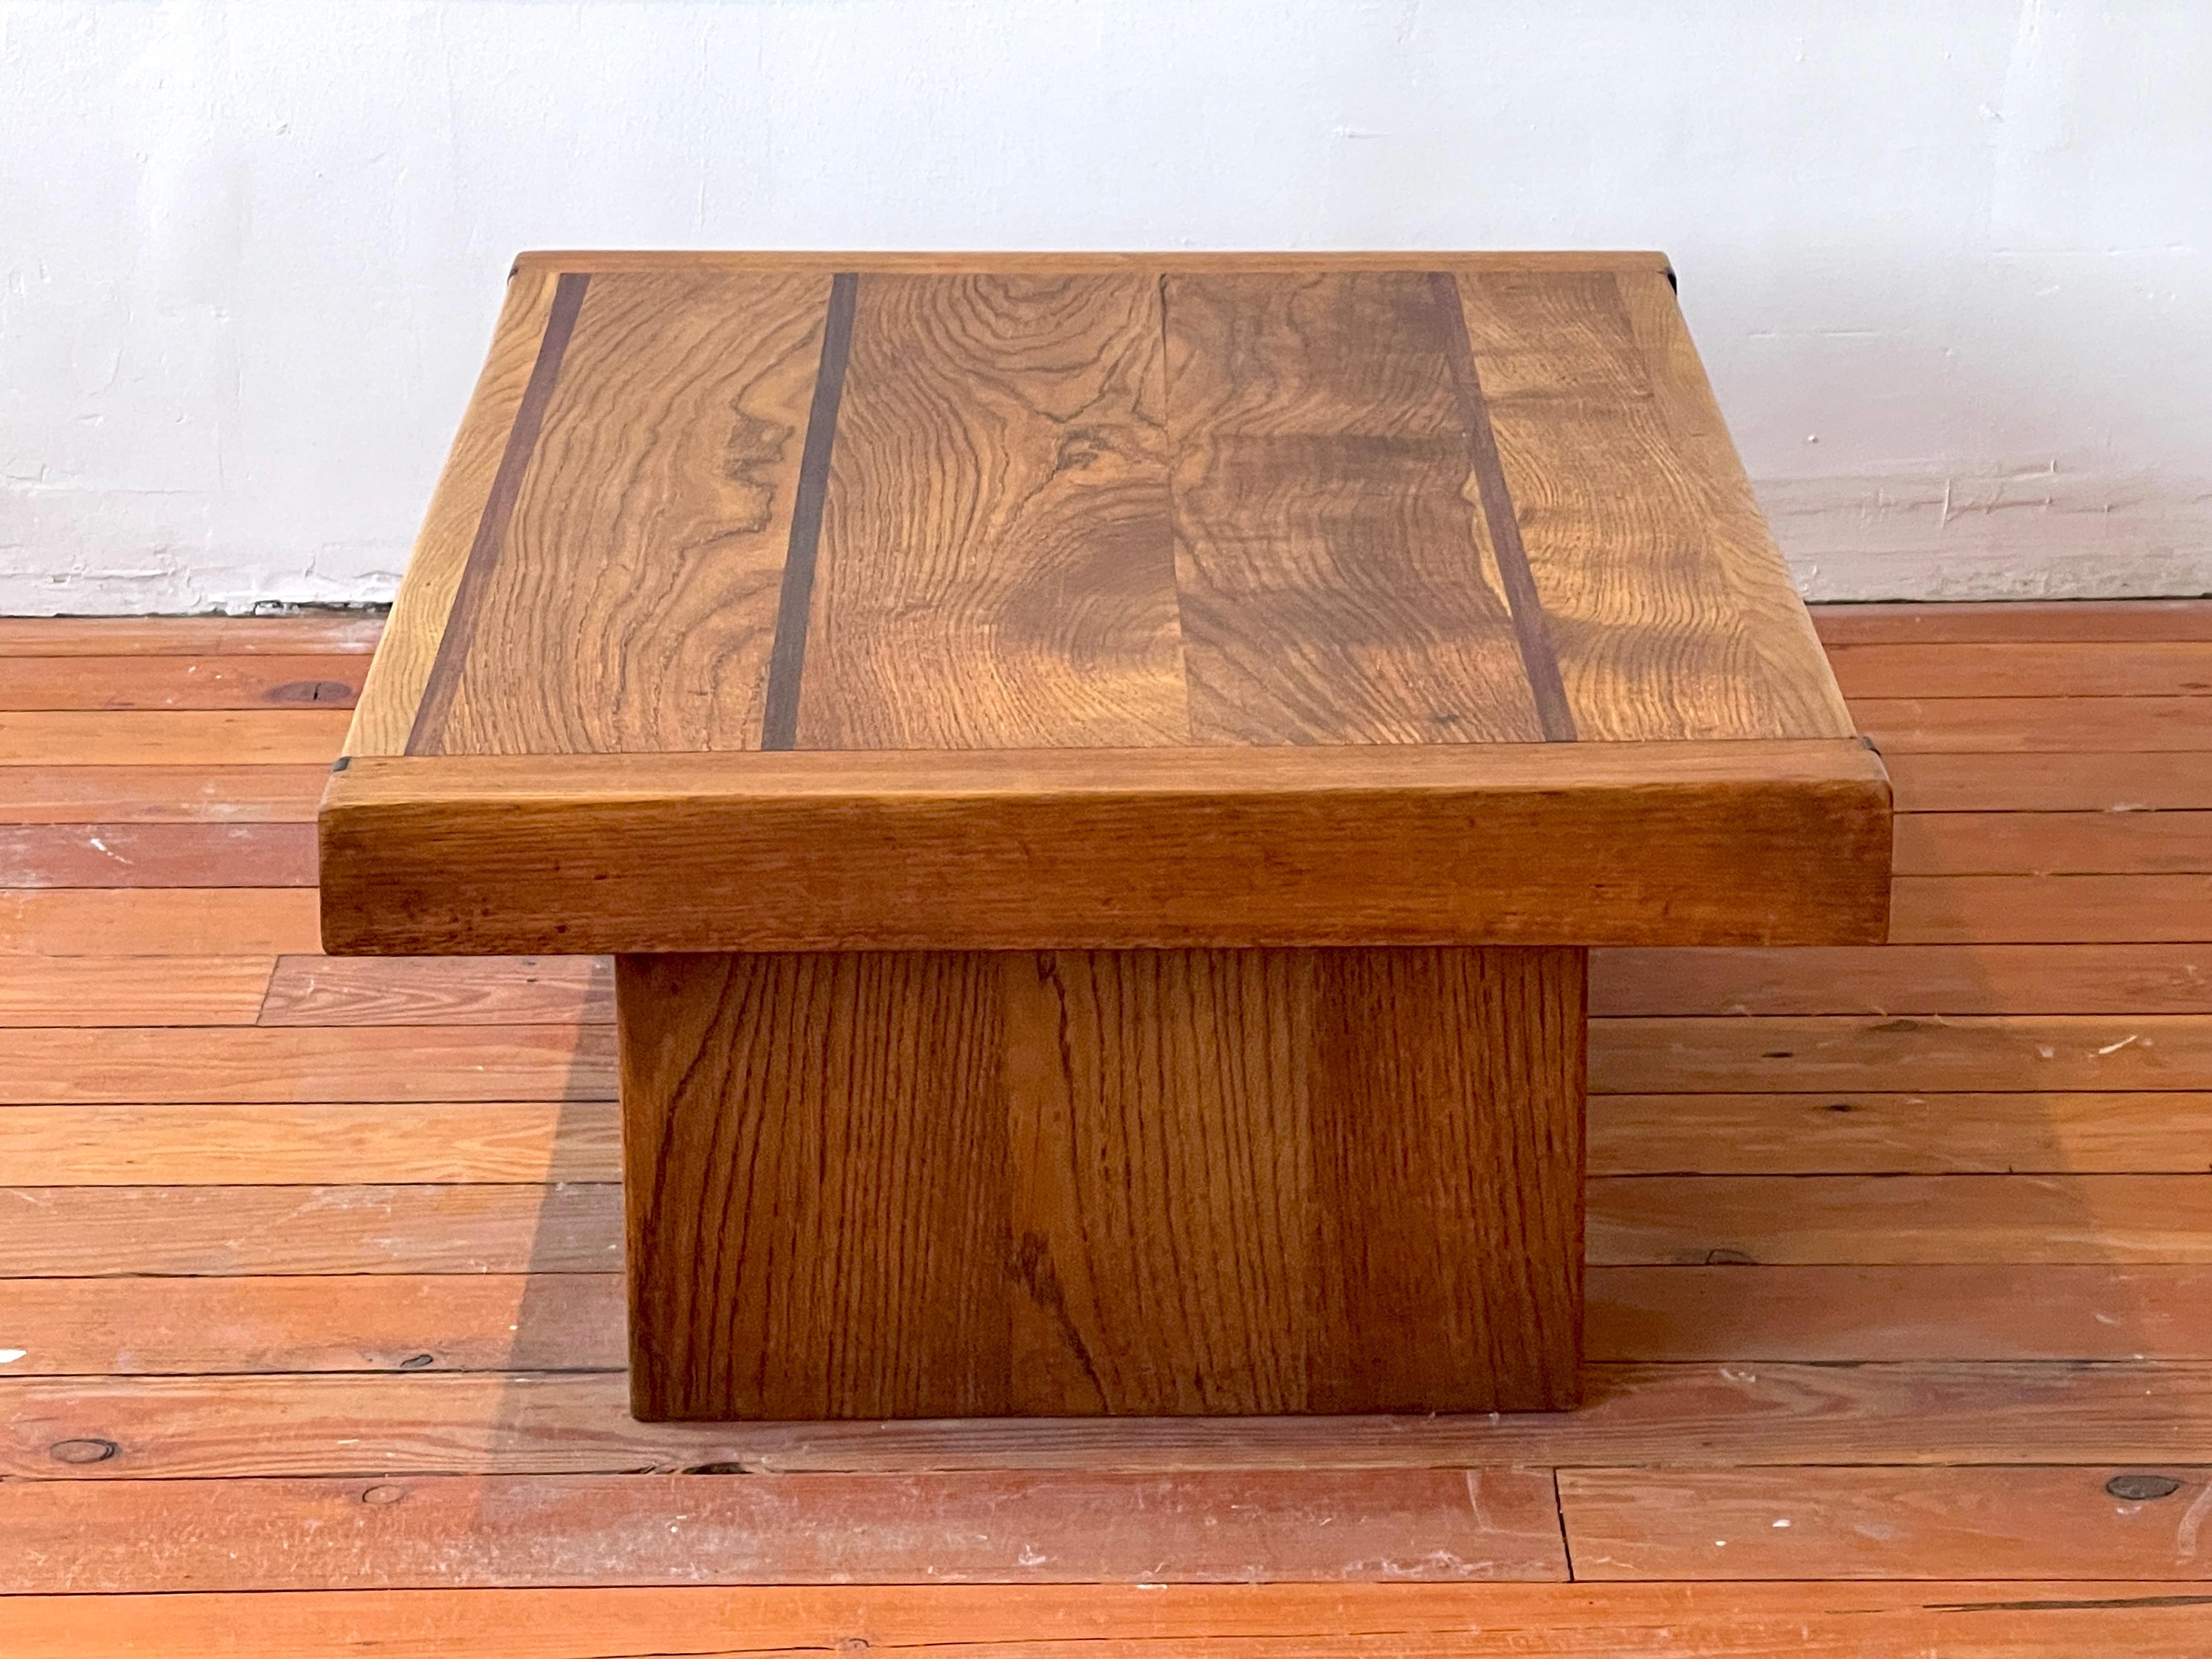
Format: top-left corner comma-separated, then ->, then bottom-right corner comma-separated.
258,956 -> 611,1026
1591,1174 -> 2212,1264
0,710 -> 351,765
1591,943 -> 2212,1016
0,823 -> 317,887
1592,1091 -> 2212,1175
0,1025 -> 613,1104
0,655 -> 363,711
1829,642 -> 2212,699
1592,1015 -> 2212,1094
1892,875 -> 2212,943
1895,812 -> 2212,876
0,1469 -> 1569,1591
0,1102 -> 619,1184
1851,697 -> 2212,754
0,616 -> 385,656
6,1583 -> 2209,1659
1589,1264 -> 2212,1362
0,888 -> 321,954
0,1273 -> 625,1375
0,764 -> 331,824
0,1184 -> 622,1276
5,1363 -> 2209,1479
1561,1465 -> 2212,1581
1813,597 -> 2212,645
0,956 -> 274,1027
1887,751 -> 2212,812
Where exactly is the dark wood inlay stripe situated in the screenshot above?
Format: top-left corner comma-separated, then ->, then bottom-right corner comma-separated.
1427,271 -> 1577,742
760,271 -> 860,750
406,270 -> 591,756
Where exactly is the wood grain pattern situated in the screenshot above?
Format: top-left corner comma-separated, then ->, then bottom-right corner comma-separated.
621,946 -> 1582,1418
407,272 -> 591,752
0,1468 -> 1569,1592
0,823 -> 317,887
1561,1465 -> 2212,1581
1162,272 -> 1542,744
425,272 -> 835,756
0,955 -> 274,1027
0,1184 -> 621,1276
1853,695 -> 2212,752
759,270 -> 856,749
1592,1091 -> 2212,1176
343,265 -> 561,756
29,1260 -> 2212,1376
1,1273 -> 624,1375
1004,949 -> 1310,1417
331,253 -> 1879,958
30,1159 -> 2141,1300
0,655 -> 360,711
320,740 -> 1891,954
257,953 -> 609,1025
1009,946 -> 1584,1415
1615,270 -> 1855,741
620,950 -> 1010,1421
1816,597 -> 2212,644
1888,750 -> 2212,811
1590,1174 -> 2212,1264
0,1101 -> 616,1184
1589,1264 -> 2212,1361
0,1025 -> 611,1104
799,273 -> 1184,748
1830,640 -> 2212,699
1592,943 -> 2212,1015
0,602 -> 2206,1641
11,1362 -> 2212,1479
1459,268 -> 1852,742
1891,874 -> 2212,943
0,764 -> 331,824
1590,1014 -> 2212,1095
6,1583 -> 2209,1659
0,709 -> 348,765
1304,946 -> 1583,1413
0,615 -> 383,656
1429,271 -> 1575,737
0,889 -> 321,954
1894,811 -> 2212,875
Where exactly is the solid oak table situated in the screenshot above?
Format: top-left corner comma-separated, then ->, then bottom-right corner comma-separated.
323,251 -> 1891,1422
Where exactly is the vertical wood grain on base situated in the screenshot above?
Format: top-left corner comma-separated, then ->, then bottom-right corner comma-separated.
617,953 -> 1009,1421
619,946 -> 1584,1420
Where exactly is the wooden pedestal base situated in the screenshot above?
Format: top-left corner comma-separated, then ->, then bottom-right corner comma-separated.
617,946 -> 1585,1421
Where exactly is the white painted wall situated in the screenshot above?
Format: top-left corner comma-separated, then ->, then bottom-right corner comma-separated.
3,0 -> 2206,613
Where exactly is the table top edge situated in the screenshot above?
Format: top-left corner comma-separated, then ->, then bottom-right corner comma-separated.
509,248 -> 1679,277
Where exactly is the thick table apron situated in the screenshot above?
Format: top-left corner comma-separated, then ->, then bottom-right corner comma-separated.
616,945 -> 1585,1421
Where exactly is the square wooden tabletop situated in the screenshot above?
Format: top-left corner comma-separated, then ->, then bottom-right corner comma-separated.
322,252 -> 1890,955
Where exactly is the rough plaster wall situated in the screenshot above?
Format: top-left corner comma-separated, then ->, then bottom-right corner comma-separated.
1,0 -> 2206,614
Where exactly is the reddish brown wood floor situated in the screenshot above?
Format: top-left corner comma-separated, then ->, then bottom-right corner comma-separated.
2,603 -> 2211,1655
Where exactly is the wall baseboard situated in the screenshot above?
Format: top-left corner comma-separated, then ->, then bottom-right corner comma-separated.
1761,470 -> 2212,603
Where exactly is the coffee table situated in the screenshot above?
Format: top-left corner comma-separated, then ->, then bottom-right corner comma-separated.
323,252 -> 1890,1421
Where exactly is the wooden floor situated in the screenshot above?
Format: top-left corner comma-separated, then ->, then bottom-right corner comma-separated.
3,603 -> 2212,1655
